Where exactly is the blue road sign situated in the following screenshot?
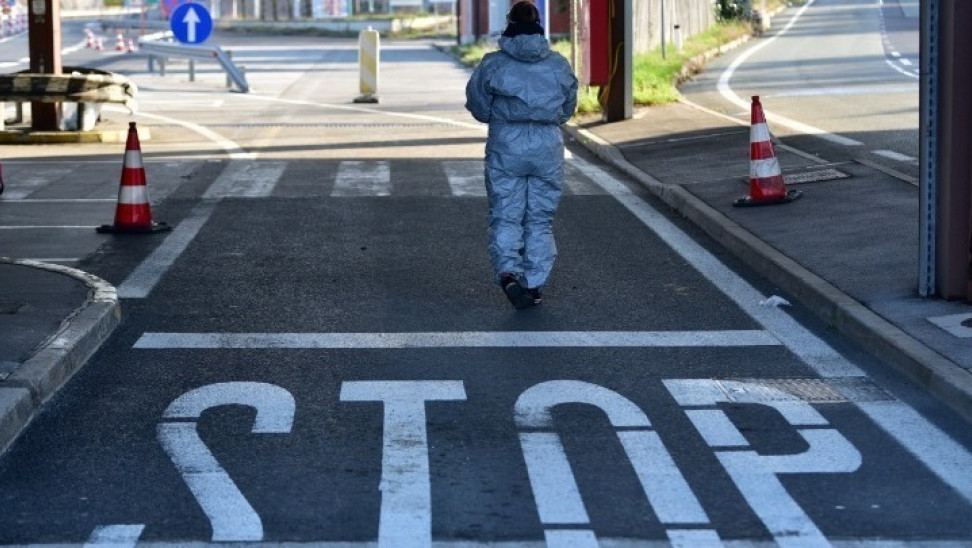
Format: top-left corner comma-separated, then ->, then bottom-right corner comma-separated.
170,2 -> 212,44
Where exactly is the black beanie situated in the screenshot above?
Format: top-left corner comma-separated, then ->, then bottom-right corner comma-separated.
502,21 -> 545,37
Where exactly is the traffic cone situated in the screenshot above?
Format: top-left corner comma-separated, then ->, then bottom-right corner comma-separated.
98,122 -> 171,234
734,95 -> 802,207
115,32 -> 125,51
96,37 -> 104,51
85,30 -> 94,48
127,38 -> 137,53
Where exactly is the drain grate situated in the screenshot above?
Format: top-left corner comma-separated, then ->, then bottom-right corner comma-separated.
783,168 -> 851,185
717,377 -> 894,404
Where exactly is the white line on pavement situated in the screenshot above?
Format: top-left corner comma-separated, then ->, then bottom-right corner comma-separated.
569,155 -> 972,507
873,149 -> 918,163
716,0 -> 865,147
132,331 -> 782,349
116,201 -> 216,299
83,524 -> 145,548
234,93 -> 486,131
333,161 -> 391,197
102,107 -> 254,160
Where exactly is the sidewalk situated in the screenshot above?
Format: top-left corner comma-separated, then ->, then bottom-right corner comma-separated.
0,258 -> 119,454
566,100 -> 972,422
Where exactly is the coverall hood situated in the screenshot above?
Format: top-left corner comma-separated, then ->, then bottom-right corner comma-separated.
498,34 -> 551,64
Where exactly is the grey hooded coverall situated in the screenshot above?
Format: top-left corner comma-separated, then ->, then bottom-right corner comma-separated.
464,33 -> 578,290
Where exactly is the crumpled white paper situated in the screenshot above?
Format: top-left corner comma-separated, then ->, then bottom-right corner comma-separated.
760,295 -> 791,307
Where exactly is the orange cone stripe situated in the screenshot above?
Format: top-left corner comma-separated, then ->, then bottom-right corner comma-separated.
117,185 -> 149,204
114,204 -> 153,227
120,166 -> 146,185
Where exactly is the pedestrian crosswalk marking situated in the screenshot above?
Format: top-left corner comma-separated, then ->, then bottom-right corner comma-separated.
204,161 -> 287,198
333,160 -> 391,196
133,330 -> 782,349
442,160 -> 486,197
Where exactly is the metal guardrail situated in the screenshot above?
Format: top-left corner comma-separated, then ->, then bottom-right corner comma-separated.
139,37 -> 249,93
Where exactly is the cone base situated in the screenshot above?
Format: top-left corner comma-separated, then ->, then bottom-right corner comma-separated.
353,95 -> 380,104
97,221 -> 172,234
733,189 -> 803,208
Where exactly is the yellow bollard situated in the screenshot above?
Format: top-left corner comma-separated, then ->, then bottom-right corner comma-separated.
354,27 -> 380,104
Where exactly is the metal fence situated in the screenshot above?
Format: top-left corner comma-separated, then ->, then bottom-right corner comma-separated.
633,0 -> 718,54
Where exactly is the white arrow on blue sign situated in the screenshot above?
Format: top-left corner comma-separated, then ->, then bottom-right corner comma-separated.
170,2 -> 213,44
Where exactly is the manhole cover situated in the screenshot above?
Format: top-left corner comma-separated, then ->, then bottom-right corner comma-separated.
717,377 -> 894,404
783,168 -> 851,185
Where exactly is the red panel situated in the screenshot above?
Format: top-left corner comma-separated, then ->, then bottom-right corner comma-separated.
581,0 -> 609,85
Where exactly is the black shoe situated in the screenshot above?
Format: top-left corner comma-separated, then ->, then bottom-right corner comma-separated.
501,274 -> 535,310
526,287 -> 542,305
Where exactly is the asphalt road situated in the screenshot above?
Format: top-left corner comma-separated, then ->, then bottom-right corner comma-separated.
680,0 -> 920,179
1,17 -> 971,546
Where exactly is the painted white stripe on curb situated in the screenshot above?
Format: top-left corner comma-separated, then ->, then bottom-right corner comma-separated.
132,330 -> 781,349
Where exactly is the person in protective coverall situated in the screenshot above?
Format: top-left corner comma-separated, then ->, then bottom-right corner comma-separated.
464,1 -> 578,310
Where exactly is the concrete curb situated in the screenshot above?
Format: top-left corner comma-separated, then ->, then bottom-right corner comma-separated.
0,259 -> 121,455
565,123 -> 972,424
0,126 -> 149,145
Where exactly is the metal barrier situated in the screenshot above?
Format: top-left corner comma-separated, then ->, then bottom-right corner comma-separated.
0,67 -> 137,131
139,37 -> 249,93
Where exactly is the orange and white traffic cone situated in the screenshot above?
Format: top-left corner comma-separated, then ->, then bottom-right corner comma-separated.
734,95 -> 802,207
98,122 -> 171,234
115,32 -> 125,51
127,38 -> 137,53
96,37 -> 104,51
85,30 -> 94,48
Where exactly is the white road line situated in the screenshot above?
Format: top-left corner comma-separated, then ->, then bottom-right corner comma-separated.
768,84 -> 916,98
235,93 -> 486,131
873,149 -> 918,163
159,383 -> 295,542
16,539 -> 972,547
202,161 -> 287,199
102,107 -> 253,160
116,201 -> 216,299
333,161 -> 391,197
716,0 -> 865,147
340,381 -> 467,548
132,331 -> 782,349
443,160 -> 486,197
84,524 -> 145,548
571,155 -> 972,507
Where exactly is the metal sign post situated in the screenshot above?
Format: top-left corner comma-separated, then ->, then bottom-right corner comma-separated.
922,0 -> 972,300
603,0 -> 632,122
